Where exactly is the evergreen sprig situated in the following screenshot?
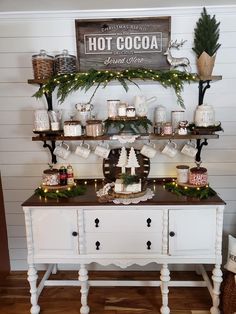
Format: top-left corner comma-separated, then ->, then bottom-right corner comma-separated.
34,185 -> 86,199
193,7 -> 221,57
104,117 -> 152,134
164,181 -> 216,199
120,174 -> 139,186
33,68 -> 197,108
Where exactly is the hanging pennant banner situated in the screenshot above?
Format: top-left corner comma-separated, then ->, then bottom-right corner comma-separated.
75,17 -> 171,71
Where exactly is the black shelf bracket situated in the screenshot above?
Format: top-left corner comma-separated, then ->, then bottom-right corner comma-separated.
43,140 -> 57,164
195,138 -> 208,165
39,83 -> 53,111
198,80 -> 211,106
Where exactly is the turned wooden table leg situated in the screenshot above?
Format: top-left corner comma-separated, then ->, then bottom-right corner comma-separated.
210,264 -> 223,314
79,264 -> 90,314
27,264 -> 40,314
160,264 -> 170,314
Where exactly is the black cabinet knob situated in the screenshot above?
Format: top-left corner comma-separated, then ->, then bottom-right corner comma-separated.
146,241 -> 152,250
146,218 -> 152,227
169,231 -> 175,237
95,241 -> 100,250
72,231 -> 78,237
95,218 -> 100,227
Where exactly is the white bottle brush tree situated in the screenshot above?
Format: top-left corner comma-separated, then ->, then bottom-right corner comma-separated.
116,147 -> 128,174
126,147 -> 140,175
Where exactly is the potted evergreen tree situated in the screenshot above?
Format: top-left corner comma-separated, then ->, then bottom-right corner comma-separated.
193,7 -> 221,78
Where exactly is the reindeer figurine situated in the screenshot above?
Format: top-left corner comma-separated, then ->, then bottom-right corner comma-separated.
164,39 -> 191,72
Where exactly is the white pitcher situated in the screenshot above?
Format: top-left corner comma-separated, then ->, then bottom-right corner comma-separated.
134,95 -> 157,117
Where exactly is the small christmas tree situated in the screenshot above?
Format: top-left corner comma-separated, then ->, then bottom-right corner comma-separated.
116,147 -> 127,174
193,7 -> 221,58
126,147 -> 140,175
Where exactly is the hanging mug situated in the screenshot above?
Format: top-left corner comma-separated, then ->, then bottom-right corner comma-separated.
53,142 -> 71,160
181,141 -> 198,158
140,143 -> 157,159
161,141 -> 178,158
75,143 -> 91,159
94,143 -> 110,159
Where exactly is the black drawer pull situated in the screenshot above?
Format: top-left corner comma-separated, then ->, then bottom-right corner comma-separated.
72,231 -> 78,237
146,241 -> 152,250
146,218 -> 152,227
169,231 -> 175,237
95,241 -> 100,250
95,218 -> 100,227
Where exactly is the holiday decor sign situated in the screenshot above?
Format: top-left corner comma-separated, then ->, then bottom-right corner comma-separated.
75,17 -> 171,71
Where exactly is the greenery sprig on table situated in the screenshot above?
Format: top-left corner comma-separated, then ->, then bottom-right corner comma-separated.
164,181 -> 216,199
34,184 -> 86,199
33,68 -> 197,108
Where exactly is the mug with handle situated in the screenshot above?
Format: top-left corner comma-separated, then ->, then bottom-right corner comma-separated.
181,141 -> 198,158
53,142 -> 71,160
75,143 -> 91,159
94,143 -> 110,159
161,141 -> 178,158
140,143 -> 157,159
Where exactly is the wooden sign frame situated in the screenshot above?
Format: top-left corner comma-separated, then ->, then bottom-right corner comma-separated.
75,17 -> 171,71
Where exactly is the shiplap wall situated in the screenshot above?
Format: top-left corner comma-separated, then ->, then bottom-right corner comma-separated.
0,6 -> 236,270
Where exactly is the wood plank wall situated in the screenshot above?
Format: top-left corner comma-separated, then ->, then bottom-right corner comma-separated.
0,6 -> 235,270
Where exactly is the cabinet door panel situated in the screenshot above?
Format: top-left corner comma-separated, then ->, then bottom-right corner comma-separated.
31,209 -> 79,258
169,208 -> 216,256
84,209 -> 163,233
85,232 -> 162,254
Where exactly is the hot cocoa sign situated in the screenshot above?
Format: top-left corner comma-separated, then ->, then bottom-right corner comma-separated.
75,17 -> 171,71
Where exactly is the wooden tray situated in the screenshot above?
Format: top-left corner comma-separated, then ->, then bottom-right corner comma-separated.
40,184 -> 73,191
177,182 -> 208,188
103,148 -> 150,182
110,189 -> 147,199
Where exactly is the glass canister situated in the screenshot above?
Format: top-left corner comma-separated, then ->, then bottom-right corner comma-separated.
86,120 -> 103,137
154,105 -> 167,124
42,168 -> 59,186
63,120 -> 82,136
194,103 -> 215,127
55,49 -> 77,75
189,166 -> 208,186
32,49 -> 54,80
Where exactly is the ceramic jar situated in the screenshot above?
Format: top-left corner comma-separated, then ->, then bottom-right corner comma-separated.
194,104 -> 215,127
189,167 -> 208,186
63,120 -> 82,136
86,120 -> 103,137
42,168 -> 59,186
171,110 -> 185,131
176,165 -> 189,184
154,105 -> 167,124
118,103 -> 127,117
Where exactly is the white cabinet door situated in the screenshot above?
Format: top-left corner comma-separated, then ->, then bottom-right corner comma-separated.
31,208 -> 79,258
169,208 -> 216,256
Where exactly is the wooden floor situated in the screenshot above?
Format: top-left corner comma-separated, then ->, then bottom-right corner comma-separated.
0,271 -> 212,314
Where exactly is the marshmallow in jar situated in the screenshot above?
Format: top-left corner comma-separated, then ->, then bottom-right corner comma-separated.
189,166 -> 208,186
194,103 -> 215,127
42,168 -> 59,186
63,120 -> 82,136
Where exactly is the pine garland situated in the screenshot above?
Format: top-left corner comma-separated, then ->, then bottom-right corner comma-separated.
34,185 -> 86,199
33,68 -> 197,108
104,117 -> 152,134
193,7 -> 221,57
164,181 -> 216,199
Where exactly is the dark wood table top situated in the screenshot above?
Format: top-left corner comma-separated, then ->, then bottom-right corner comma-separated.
22,178 -> 226,207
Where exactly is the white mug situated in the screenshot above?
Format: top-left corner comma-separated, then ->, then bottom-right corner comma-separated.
75,143 -> 91,159
181,141 -> 198,158
53,142 -> 71,160
140,144 -> 157,159
161,141 -> 178,158
94,144 -> 110,159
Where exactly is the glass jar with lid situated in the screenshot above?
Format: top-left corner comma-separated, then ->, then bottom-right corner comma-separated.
55,49 -> 77,75
86,120 -> 103,137
63,120 -> 82,136
32,49 -> 54,80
